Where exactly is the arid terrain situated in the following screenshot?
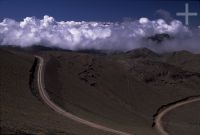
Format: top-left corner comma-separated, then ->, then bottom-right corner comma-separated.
0,46 -> 200,135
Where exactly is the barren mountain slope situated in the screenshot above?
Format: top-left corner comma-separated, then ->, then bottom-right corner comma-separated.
43,48 -> 200,135
1,47 -> 200,135
0,48 -> 113,135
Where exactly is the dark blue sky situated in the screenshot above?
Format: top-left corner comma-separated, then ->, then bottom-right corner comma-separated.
0,0 -> 199,25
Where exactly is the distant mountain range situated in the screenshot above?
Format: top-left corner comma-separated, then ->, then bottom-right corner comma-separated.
147,33 -> 173,43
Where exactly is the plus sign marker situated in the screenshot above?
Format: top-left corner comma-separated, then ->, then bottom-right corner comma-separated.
176,3 -> 198,25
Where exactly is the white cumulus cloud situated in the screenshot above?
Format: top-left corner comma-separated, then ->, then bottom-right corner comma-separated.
0,15 -> 200,53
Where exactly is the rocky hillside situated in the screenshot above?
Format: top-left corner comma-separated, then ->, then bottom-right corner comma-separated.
1,46 -> 200,135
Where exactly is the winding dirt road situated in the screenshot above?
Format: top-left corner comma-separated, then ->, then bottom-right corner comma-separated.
36,55 -> 132,135
36,55 -> 200,135
154,97 -> 200,135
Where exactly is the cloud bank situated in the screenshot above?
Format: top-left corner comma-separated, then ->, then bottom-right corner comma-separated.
0,15 -> 200,53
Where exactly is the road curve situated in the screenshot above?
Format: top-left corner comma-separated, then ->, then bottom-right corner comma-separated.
154,97 -> 200,135
35,55 -> 132,135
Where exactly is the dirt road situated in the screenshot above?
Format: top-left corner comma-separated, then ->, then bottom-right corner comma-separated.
154,97 -> 200,135
36,55 -> 200,135
36,55 -> 132,135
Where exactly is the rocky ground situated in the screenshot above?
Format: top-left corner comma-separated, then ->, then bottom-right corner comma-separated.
1,46 -> 200,135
